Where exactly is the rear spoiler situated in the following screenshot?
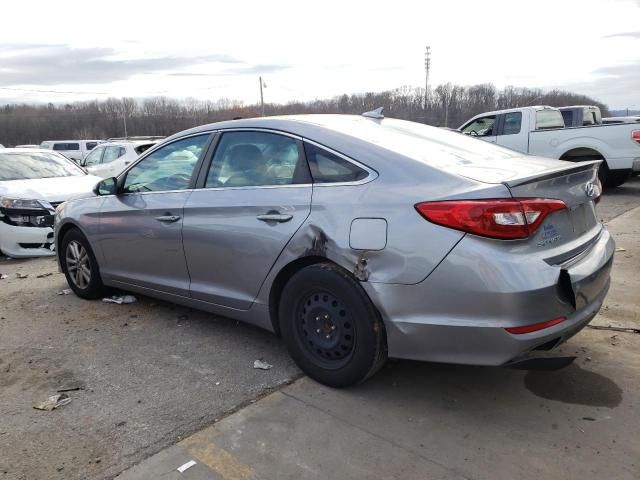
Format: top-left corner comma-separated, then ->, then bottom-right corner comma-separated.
504,160 -> 601,188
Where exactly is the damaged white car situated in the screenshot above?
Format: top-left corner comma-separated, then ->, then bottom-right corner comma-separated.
0,148 -> 101,258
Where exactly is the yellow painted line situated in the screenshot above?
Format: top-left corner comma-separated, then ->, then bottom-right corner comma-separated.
182,435 -> 256,480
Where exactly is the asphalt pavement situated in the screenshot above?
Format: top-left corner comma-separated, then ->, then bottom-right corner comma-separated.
0,176 -> 638,479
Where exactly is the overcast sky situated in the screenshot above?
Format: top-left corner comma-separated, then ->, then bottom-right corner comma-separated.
0,0 -> 638,109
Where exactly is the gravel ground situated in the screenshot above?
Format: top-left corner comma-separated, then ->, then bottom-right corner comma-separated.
0,257 -> 299,479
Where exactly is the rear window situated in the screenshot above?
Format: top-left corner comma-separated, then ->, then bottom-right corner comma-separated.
303,142 -> 368,183
0,152 -> 85,180
53,142 -> 80,151
535,110 -> 564,130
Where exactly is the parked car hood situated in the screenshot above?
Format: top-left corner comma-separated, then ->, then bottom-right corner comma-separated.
0,174 -> 101,203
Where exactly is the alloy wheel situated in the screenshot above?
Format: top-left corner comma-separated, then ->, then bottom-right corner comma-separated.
66,240 -> 91,289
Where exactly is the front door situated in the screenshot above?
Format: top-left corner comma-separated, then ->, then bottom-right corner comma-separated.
183,130 -> 312,309
95,134 -> 211,296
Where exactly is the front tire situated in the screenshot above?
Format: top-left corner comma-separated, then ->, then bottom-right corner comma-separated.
60,229 -> 106,299
279,263 -> 387,387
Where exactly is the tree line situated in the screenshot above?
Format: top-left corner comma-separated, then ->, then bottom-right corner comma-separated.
0,83 -> 608,146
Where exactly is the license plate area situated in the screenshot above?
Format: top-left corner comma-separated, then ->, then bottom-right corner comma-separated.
569,203 -> 595,237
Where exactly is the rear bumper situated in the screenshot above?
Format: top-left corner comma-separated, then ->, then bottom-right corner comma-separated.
0,222 -> 55,258
363,229 -> 614,365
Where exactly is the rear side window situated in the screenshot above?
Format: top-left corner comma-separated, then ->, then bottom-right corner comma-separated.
303,142 -> 368,183
501,112 -> 522,135
535,110 -> 564,130
206,131 -> 309,188
561,110 -> 574,127
86,141 -> 98,150
53,143 -> 80,151
103,146 -> 124,163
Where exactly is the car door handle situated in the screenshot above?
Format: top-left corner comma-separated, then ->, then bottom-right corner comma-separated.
256,213 -> 293,223
154,215 -> 181,223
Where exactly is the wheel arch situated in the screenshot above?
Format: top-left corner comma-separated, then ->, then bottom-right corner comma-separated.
56,220 -> 91,265
559,147 -> 606,162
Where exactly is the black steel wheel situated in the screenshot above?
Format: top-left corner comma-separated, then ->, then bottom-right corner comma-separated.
279,262 -> 387,387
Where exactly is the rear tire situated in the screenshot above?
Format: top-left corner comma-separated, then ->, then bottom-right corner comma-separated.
60,229 -> 106,299
279,262 -> 387,387
603,169 -> 631,188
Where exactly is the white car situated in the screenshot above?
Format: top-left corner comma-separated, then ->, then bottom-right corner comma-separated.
39,140 -> 104,163
459,106 -> 640,187
82,140 -> 159,178
0,148 -> 101,258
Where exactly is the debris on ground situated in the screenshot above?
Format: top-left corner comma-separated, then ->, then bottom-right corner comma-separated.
0,273 -> 7,280
102,295 -> 137,305
253,359 -> 273,370
57,384 -> 84,393
615,247 -> 626,252
36,272 -> 54,278
57,289 -> 72,295
177,460 -> 197,473
33,393 -> 72,411
16,272 -> 28,279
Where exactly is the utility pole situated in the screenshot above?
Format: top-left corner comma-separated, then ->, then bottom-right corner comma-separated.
424,46 -> 431,121
123,114 -> 128,138
259,76 -> 265,117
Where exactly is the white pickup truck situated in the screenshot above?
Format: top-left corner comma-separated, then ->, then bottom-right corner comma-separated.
459,106 -> 640,187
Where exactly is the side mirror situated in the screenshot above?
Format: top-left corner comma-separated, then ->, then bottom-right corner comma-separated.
94,177 -> 118,196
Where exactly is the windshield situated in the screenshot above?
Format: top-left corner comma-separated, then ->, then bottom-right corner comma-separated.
0,151 -> 85,181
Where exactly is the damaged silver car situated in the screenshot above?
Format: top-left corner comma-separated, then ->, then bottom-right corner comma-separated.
54,113 -> 614,387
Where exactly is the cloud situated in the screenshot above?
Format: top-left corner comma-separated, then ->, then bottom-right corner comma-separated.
0,45 -> 246,85
603,31 -> 640,39
167,64 -> 291,78
559,60 -> 640,108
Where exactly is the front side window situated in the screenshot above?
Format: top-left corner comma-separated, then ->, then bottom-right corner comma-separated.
501,112 -> 522,135
123,135 -> 209,193
205,131 -> 308,188
0,152 -> 85,180
461,115 -> 496,137
303,143 -> 368,183
83,147 -> 104,167
103,146 -> 124,164
536,110 -> 564,130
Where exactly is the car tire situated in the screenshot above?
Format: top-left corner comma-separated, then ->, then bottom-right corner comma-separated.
279,262 -> 387,388
60,228 -> 106,299
603,169 -> 631,188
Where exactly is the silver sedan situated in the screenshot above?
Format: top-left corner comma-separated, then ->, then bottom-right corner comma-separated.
54,114 -> 614,387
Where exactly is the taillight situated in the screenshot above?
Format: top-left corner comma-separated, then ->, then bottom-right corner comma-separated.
632,130 -> 640,145
415,198 -> 567,239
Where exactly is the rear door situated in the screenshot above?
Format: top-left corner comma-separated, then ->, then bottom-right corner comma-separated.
182,130 -> 312,309
460,115 -> 497,144
496,111 -> 527,152
96,134 -> 211,296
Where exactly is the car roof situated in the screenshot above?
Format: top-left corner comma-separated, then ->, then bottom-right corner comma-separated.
0,147 -> 65,154
97,140 -> 159,147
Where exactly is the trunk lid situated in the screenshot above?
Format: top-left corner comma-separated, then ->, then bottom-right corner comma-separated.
507,160 -> 601,255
